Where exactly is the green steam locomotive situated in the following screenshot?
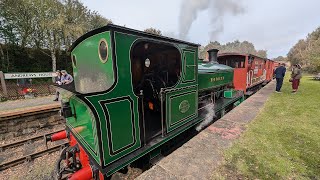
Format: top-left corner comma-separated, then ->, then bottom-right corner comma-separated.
51,24 -> 244,179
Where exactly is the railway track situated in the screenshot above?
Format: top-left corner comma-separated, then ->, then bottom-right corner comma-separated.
0,129 -> 64,151
0,142 -> 68,171
0,129 -> 67,171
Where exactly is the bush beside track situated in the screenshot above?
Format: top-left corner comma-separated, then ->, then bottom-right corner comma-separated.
213,76 -> 320,179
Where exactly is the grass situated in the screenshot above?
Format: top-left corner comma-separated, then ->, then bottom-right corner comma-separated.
213,76 -> 320,179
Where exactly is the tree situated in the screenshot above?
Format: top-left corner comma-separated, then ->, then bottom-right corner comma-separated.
144,28 -> 162,35
256,50 -> 267,58
273,56 -> 287,62
87,11 -> 112,30
0,0 -> 113,73
0,0 -> 34,47
200,41 -> 221,59
37,0 -> 65,72
199,40 -> 268,59
287,27 -> 320,72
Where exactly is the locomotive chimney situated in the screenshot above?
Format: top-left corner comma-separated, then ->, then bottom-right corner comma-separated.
207,49 -> 219,63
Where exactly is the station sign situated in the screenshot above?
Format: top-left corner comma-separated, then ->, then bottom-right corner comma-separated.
4,72 -> 57,79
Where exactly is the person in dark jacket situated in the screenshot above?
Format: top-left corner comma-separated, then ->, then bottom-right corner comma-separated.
274,63 -> 286,93
60,70 -> 73,85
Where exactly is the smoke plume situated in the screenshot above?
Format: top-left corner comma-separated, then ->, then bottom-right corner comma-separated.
179,0 -> 245,40
179,0 -> 209,40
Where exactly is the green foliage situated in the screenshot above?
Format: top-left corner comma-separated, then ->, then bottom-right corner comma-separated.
214,76 -> 320,179
144,27 -> 162,35
273,56 -> 288,62
0,0 -> 33,46
199,40 -> 268,59
0,44 -> 72,73
0,0 -> 112,72
87,11 -> 113,30
288,27 -> 320,73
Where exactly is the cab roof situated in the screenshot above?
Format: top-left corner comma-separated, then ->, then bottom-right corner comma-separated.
69,24 -> 200,52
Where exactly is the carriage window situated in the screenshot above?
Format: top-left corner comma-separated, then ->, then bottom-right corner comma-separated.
218,55 -> 245,68
131,41 -> 181,94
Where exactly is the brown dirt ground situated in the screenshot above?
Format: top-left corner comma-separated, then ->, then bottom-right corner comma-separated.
0,151 -> 59,180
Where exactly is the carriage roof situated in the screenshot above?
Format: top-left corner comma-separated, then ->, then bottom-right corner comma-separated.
218,52 -> 271,61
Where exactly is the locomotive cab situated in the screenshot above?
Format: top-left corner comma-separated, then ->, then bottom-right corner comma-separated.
131,41 -> 181,143
52,25 -> 201,179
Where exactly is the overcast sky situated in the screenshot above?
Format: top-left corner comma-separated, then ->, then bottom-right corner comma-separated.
81,0 -> 320,58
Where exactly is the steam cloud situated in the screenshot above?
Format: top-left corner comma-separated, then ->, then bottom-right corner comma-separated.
196,103 -> 216,131
179,0 -> 245,40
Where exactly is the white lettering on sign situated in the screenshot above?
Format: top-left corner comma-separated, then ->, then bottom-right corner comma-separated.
4,72 -> 57,79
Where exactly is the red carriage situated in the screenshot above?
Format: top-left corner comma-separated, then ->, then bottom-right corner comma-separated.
217,53 -> 275,95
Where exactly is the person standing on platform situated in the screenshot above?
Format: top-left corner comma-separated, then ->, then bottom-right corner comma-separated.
274,63 -> 286,93
53,70 -> 62,101
60,70 -> 73,85
291,64 -> 302,93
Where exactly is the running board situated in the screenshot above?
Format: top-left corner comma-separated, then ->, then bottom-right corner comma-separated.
245,91 -> 254,96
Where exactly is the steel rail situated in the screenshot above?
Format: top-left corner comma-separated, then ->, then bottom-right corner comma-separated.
0,129 -> 65,151
0,142 -> 68,171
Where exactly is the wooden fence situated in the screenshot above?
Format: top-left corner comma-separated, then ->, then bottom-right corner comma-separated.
0,71 -> 56,101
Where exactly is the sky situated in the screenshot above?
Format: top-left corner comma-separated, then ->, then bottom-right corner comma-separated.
81,0 -> 320,58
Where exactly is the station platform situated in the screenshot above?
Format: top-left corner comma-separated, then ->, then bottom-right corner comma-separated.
0,95 -> 60,118
137,80 -> 275,179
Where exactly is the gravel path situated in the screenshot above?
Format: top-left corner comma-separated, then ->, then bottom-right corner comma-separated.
0,125 -> 66,180
0,151 -> 59,180
0,151 -> 142,180
0,95 -> 59,112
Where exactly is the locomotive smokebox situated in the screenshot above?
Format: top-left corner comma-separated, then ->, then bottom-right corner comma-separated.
208,49 -> 219,63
